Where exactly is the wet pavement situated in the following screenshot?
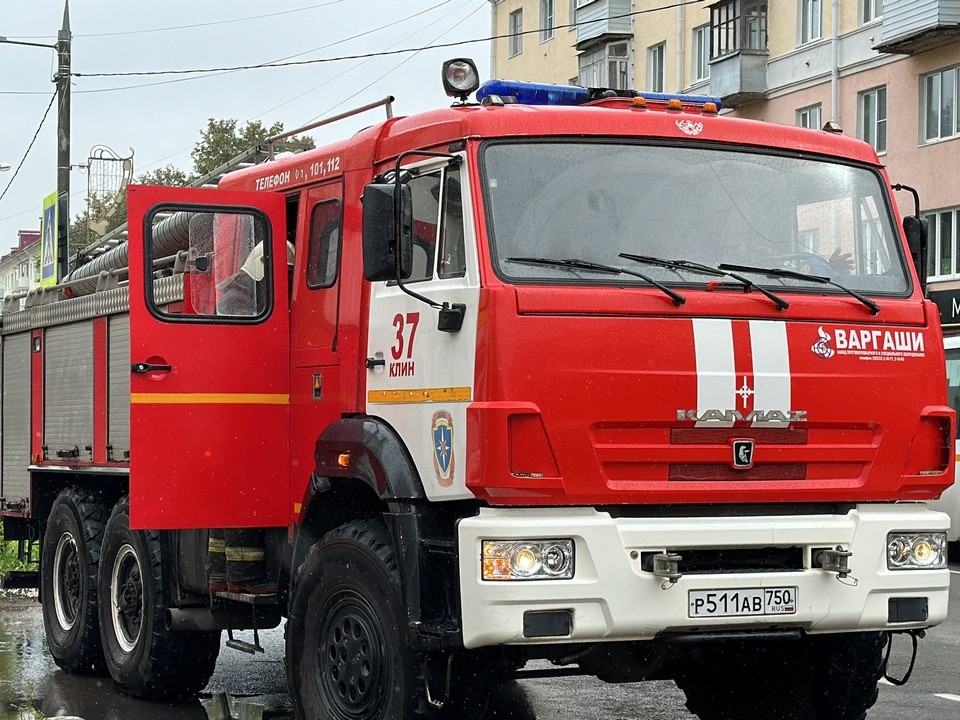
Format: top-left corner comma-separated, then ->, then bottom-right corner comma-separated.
2,583 -> 960,720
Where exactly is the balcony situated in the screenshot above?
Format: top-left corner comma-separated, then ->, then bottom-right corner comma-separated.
709,50 -> 768,108
874,0 -> 960,55
574,0 -> 632,49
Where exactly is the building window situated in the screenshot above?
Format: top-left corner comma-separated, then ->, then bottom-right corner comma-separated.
711,0 -> 768,59
509,9 -> 523,57
796,103 -> 821,129
569,0 -> 577,30
925,207 -> 960,279
647,42 -> 665,93
861,0 -> 882,24
799,0 -> 822,45
859,86 -> 886,154
578,42 -> 630,90
693,25 -> 710,82
540,0 -> 555,42
923,66 -> 958,143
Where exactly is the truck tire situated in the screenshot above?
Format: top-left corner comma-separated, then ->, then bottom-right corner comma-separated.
41,487 -> 109,675
677,632 -> 884,720
286,519 -> 423,720
97,498 -> 220,700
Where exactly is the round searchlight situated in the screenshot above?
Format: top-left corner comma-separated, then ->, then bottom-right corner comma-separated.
442,58 -> 479,102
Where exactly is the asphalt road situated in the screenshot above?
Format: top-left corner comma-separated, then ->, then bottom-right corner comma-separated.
3,573 -> 960,720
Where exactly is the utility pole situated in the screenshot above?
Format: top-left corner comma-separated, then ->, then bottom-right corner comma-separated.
56,0 -> 71,281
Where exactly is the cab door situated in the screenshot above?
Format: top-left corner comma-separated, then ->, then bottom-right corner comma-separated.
127,185 -> 289,530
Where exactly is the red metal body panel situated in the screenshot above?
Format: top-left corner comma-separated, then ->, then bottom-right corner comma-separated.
30,329 -> 42,463
126,185 -> 290,530
92,318 -> 108,465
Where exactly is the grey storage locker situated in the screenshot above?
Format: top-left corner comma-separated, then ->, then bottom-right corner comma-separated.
2,333 -> 31,503
108,314 -> 130,460
44,323 -> 94,460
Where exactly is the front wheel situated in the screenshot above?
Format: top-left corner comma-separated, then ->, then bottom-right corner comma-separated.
41,487 -> 109,675
677,632 -> 884,720
97,498 -> 220,700
286,519 -> 422,720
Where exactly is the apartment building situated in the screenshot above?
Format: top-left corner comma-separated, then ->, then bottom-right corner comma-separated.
491,0 -> 960,349
0,230 -> 41,302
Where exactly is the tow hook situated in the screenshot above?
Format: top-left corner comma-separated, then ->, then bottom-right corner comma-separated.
814,546 -> 854,581
883,629 -> 924,686
652,552 -> 683,588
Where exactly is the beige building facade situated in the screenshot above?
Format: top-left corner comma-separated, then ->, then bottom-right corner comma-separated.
490,0 -> 960,332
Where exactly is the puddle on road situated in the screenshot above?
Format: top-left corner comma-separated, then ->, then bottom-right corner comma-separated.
0,594 -> 540,720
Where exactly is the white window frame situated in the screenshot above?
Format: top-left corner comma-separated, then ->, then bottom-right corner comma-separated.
647,42 -> 666,93
922,65 -> 959,144
540,0 -> 555,42
509,9 -> 523,57
925,207 -> 960,280
859,86 -> 887,154
569,0 -> 577,30
861,0 -> 882,25
796,103 -> 821,130
578,42 -> 631,90
692,25 -> 710,83
799,0 -> 822,45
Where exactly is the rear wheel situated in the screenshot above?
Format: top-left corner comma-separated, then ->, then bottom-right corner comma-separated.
677,632 -> 884,720
97,498 -> 220,699
41,487 -> 109,675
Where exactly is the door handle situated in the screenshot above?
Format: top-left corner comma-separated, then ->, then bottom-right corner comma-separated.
365,357 -> 385,369
131,362 -> 173,374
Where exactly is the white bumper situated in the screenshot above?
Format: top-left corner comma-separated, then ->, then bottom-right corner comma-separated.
457,504 -> 950,649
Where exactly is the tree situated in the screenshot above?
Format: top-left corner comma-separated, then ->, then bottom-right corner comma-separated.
190,119 -> 314,177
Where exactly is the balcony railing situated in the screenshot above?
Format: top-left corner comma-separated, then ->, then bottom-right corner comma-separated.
709,50 -> 768,108
875,0 -> 960,55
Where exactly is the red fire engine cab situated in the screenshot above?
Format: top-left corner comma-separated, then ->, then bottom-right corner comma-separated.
0,60 -> 954,719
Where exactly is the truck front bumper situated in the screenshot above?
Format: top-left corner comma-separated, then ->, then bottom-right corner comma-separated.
457,504 -> 949,649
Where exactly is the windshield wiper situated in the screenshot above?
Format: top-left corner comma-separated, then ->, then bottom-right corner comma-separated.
619,253 -> 789,312
506,257 -> 686,306
718,262 -> 880,316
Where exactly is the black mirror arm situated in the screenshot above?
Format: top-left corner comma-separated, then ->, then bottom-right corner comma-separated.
892,183 -> 921,217
391,149 -> 466,332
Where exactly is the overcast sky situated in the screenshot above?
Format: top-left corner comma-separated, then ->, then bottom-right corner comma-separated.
0,0 -> 493,254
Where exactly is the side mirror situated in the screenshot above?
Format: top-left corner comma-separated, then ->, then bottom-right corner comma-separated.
903,215 -> 929,291
362,183 -> 413,281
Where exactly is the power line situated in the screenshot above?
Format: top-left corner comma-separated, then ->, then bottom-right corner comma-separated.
305,1 -> 486,125
68,0 -> 455,96
0,91 -> 57,205
72,0 -> 707,79
3,0 -> 347,40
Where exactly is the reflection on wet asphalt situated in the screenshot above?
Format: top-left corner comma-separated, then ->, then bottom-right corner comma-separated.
0,592 -> 689,720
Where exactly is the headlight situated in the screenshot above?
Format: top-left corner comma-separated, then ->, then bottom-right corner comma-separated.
482,539 -> 575,580
886,532 -> 947,570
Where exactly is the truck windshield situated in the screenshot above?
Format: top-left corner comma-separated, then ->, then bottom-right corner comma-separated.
480,140 -> 909,295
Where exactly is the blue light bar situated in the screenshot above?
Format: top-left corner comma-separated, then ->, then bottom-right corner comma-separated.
477,79 -> 589,106
475,79 -> 723,111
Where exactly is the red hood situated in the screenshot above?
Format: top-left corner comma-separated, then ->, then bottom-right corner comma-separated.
466,286 -> 954,506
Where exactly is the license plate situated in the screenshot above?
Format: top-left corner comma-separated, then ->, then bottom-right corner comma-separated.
688,587 -> 797,618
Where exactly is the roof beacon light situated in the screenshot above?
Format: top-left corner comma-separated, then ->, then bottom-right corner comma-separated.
476,79 -> 722,111
477,79 -> 589,106
443,58 -> 480,102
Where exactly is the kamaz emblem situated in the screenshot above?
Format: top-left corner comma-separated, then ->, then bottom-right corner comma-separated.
677,409 -> 808,423
731,439 -> 755,470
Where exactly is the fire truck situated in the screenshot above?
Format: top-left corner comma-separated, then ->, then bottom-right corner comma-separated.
0,59 -> 954,719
